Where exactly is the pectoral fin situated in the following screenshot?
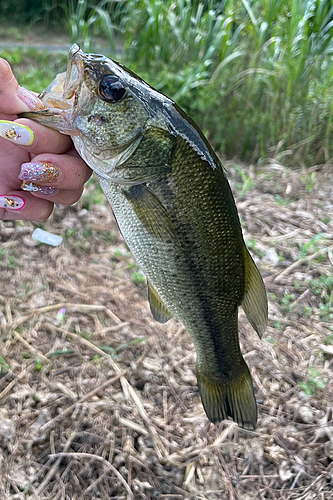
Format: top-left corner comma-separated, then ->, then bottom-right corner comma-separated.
148,281 -> 173,323
123,184 -> 174,242
242,245 -> 268,338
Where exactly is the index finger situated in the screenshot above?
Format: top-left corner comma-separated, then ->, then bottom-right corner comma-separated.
14,118 -> 73,155
0,58 -> 45,116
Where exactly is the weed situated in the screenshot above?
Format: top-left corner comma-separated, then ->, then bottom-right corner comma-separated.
301,306 -> 312,317
35,358 -> 43,372
280,293 -> 296,312
78,330 -> 93,340
49,349 -> 73,357
235,166 -> 256,197
111,248 -> 132,260
246,239 -> 265,257
275,195 -> 291,206
310,275 -> 333,296
100,337 -> 147,355
0,356 -> 10,374
82,178 -> 105,209
298,233 -> 324,258
266,335 -> 278,345
299,367 -> 325,396
131,269 -> 146,286
325,333 -> 333,344
305,172 -> 316,192
64,228 -> 76,238
8,255 -> 19,269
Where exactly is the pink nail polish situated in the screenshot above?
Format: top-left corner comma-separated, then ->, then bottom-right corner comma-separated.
18,87 -> 48,111
19,162 -> 60,183
0,195 -> 25,210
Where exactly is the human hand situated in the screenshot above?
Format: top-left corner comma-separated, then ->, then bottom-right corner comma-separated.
0,58 -> 92,221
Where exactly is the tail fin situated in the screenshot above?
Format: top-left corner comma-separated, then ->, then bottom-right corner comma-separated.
197,363 -> 257,429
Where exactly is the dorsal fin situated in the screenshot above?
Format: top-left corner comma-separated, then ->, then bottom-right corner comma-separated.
241,244 -> 268,338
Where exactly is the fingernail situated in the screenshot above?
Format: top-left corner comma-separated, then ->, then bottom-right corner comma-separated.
19,162 -> 60,183
21,181 -> 58,195
0,195 -> 25,210
0,120 -> 34,146
18,87 -> 48,111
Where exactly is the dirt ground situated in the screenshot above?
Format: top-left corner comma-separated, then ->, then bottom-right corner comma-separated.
0,159 -> 333,500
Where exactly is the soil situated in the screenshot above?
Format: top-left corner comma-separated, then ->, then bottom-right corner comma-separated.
0,158 -> 332,499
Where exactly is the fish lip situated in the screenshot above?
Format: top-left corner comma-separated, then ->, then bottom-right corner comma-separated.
63,44 -> 112,100
63,44 -> 86,101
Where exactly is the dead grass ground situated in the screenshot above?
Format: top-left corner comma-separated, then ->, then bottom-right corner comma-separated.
0,160 -> 333,499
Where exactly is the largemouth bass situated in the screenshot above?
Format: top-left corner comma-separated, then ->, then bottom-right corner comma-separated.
20,44 -> 268,429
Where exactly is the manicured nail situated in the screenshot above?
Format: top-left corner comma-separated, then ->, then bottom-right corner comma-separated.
18,87 -> 48,111
19,162 -> 60,183
0,120 -> 34,145
0,195 -> 25,210
21,181 -> 58,195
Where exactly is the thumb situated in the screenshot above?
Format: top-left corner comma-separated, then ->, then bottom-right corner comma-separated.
0,58 -> 46,114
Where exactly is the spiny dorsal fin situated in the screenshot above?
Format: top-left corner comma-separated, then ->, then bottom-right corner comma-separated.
148,281 -> 173,324
123,184 -> 174,242
242,244 -> 268,338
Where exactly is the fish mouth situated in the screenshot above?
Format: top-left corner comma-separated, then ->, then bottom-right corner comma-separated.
37,44 -> 85,115
24,44 -> 91,133
63,44 -> 85,101
30,44 -> 114,133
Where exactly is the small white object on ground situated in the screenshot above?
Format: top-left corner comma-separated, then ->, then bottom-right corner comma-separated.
31,228 -> 63,246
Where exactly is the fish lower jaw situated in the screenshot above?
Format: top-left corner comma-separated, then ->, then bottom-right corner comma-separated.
71,135 -> 144,183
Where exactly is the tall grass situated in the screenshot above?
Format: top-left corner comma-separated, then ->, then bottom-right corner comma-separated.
14,0 -> 333,165
62,0 -> 116,52
109,0 -> 333,165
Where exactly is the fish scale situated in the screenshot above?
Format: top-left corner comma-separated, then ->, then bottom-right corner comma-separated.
19,44 -> 268,429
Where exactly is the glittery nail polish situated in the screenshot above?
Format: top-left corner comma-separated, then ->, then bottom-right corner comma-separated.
0,195 -> 26,210
18,87 -> 48,111
19,162 -> 60,183
21,181 -> 58,195
0,120 -> 34,146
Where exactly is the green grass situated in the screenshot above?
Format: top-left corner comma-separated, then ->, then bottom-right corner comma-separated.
107,0 -> 333,165
299,367 -> 326,396
3,1 -> 333,165
0,48 -> 68,94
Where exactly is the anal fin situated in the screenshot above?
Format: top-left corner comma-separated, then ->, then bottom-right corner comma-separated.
148,281 -> 173,324
242,244 -> 268,338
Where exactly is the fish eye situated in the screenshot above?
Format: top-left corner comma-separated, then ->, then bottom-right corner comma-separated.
99,75 -> 126,102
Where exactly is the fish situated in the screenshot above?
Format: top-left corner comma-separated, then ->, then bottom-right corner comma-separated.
19,44 -> 268,429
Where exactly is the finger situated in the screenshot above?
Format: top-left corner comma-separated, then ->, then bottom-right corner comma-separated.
0,118 -> 73,154
0,136 -> 29,191
0,192 -> 53,221
0,58 -> 46,115
29,186 -> 85,207
18,150 -> 92,191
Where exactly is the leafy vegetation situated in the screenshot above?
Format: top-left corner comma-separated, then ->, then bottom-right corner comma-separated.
2,1 -> 333,164
299,366 -> 326,396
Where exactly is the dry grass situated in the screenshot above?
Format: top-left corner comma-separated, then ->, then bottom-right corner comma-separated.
0,160 -> 333,499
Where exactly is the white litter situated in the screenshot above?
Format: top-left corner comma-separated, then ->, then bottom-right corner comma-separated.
31,228 -> 63,247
